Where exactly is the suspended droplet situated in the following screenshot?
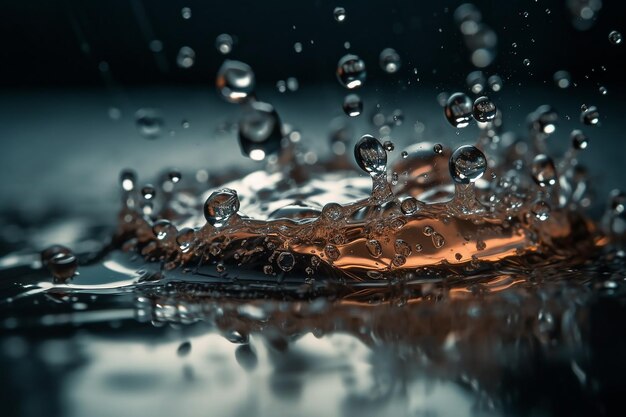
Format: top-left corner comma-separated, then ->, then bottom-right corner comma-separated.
466,71 -> 486,94
366,239 -> 383,258
553,70 -> 571,89
449,145 -> 487,184
354,135 -> 387,176
531,154 -> 557,187
379,48 -> 401,74
523,58 -> 531,67
176,228 -> 195,253
286,77 -> 299,92
444,93 -> 473,128
152,220 -> 177,241
176,46 -> 195,69
528,105 -> 558,135
216,60 -> 255,103
472,96 -> 497,122
181,7 -> 191,19
571,129 -> 589,150
294,42 -> 303,53
342,94 -> 363,117
120,169 -> 137,192
608,30 -> 623,45
336,54 -> 366,89
488,74 -> 503,92
41,245 -> 72,267
141,184 -> 156,200
168,170 -> 182,183
433,144 -> 444,154
599,86 -> 608,95
135,108 -> 163,139
277,252 -> 295,272
239,101 -> 283,160
580,106 -> 600,126
333,6 -> 346,22
531,200 -> 551,221
215,34 -> 234,54
383,141 -> 395,152
203,188 -> 240,227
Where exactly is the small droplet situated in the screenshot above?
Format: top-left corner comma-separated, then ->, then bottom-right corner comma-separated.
168,170 -> 182,184
523,58 -> 531,67
334,6 -> 346,22
181,119 -> 190,128
294,42 -> 303,53
608,30 -> 623,45
277,252 -> 295,271
531,200 -> 551,221
487,74 -> 503,92
176,228 -> 195,253
379,48 -> 401,74
383,141 -> 395,152
286,77 -> 299,92
239,101 -> 283,160
449,145 -> 487,184
181,7 -> 191,19
342,94 -> 363,117
120,169 -> 137,192
324,244 -> 340,261
466,71 -> 486,94
216,60 -> 255,103
599,86 -> 608,95
141,184 -> 156,200
203,189 -> 240,227
472,96 -> 497,122
444,93 -> 473,128
433,143 -> 444,154
177,341 -> 192,357
216,34 -> 234,54
553,70 -> 571,89
392,254 -> 406,267
135,109 -> 163,139
366,239 -> 383,258
394,239 -> 411,257
354,135 -> 387,176
531,154 -> 557,187
580,106 -> 600,126
400,197 -> 419,215
571,129 -> 589,150
152,220 -> 176,241
336,54 -> 366,89
528,105 -> 558,135
176,46 -> 195,69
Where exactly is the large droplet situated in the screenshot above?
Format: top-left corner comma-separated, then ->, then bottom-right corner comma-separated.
444,93 -> 473,128
216,60 -> 255,103
608,30 -> 623,45
449,145 -> 487,184
176,46 -> 195,69
336,54 -> 366,89
135,109 -> 164,139
531,154 -> 557,187
379,48 -> 401,74
354,135 -> 387,176
203,189 -> 240,227
238,101 -> 283,161
472,96 -> 497,122
342,94 -> 363,117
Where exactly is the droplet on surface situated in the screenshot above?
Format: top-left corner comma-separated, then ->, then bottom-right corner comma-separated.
608,30 -> 623,45
324,244 -> 340,261
366,239 -> 383,258
472,96 -> 497,122
216,60 -> 255,103
531,154 -> 557,187
152,220 -> 177,241
444,93 -> 473,128
176,46 -> 195,69
379,48 -> 401,73
400,197 -> 419,215
216,34 -> 234,54
277,252 -> 295,272
41,245 -> 72,267
336,54 -> 366,89
239,101 -> 283,161
48,252 -> 78,282
449,145 -> 487,184
580,106 -> 600,126
176,228 -> 195,253
333,6 -> 346,22
177,341 -> 192,357
135,109 -> 163,139
203,189 -> 240,227
342,94 -> 363,117
354,135 -> 387,176
168,170 -> 182,184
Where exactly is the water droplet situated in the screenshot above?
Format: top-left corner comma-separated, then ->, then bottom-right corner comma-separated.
531,200 -> 551,221
324,244 -> 340,261
239,101 -> 283,160
322,203 -> 343,221
336,54 -> 366,89
449,145 -> 487,184
176,46 -> 195,69
216,33 -> 234,54
366,239 -> 383,258
415,243 -> 423,252
354,135 -> 387,176
394,239 -> 411,256
580,105 -> 600,125
141,184 -> 156,200
333,6 -> 346,22
528,105 -> 558,135
203,188 -> 240,227
571,129 -> 589,150
466,71 -> 486,94
433,143 -> 444,154
401,197 -> 419,215
444,93 -> 473,128
531,154 -> 557,187
487,74 -> 503,92
294,42 -> 303,53
135,108 -> 163,139
342,94 -> 363,117
177,341 -> 192,357
609,30 -> 623,45
401,151 -> 408,158
523,58 -> 531,67
181,7 -> 191,19
599,86 -> 608,95
472,96 -> 497,122
431,232 -> 446,248
41,245 -> 72,267
181,119 -> 190,128
379,48 -> 401,74
168,170 -> 182,184
152,220 -> 176,241
120,169 -> 137,192
48,252 -> 78,282
176,228 -> 195,253
383,141 -> 395,152
277,252 -> 295,271
553,70 -> 571,89
216,60 -> 255,103
286,77 -> 299,92
392,254 -> 406,267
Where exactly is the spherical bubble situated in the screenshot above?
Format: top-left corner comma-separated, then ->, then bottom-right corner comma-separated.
444,93 -> 473,128
472,96 -> 497,122
176,46 -> 195,69
531,154 -> 557,187
135,108 -> 163,139
571,129 -> 589,150
216,60 -> 255,103
215,33 -> 234,54
342,94 -> 363,117
203,188 -> 240,227
336,54 -> 366,89
354,134 -> 387,176
238,101 -> 283,160
580,105 -> 600,126
333,6 -> 346,22
449,145 -> 487,184
608,30 -> 622,45
379,48 -> 401,74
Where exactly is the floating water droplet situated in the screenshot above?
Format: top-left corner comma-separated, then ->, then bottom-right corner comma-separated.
466,71 -> 486,94
571,130 -> 589,150
431,232 -> 446,248
472,96 -> 497,122
176,46 -> 195,69
176,228 -> 195,253
120,169 -> 137,192
379,48 -> 401,74
487,74 -> 503,92
401,151 -> 408,158
135,109 -> 163,139
333,6 -> 346,22
354,135 -> 387,176
366,239 -> 383,258
383,141 -> 395,152
433,144 -> 444,154
528,105 -> 558,135
168,170 -> 182,184
392,254 -> 406,267
580,106 -> 600,126
444,93 -> 473,128
141,184 -> 156,200
216,34 -> 234,54
276,80 -> 286,93
531,200 -> 551,221
531,154 -> 557,187
523,58 -> 531,67
181,119 -> 190,129
342,94 -> 363,117
277,252 -> 295,271
449,145 -> 487,184
181,7 -> 191,19
553,70 -> 571,89
336,54 -> 366,89
203,188 -> 240,227
599,86 -> 608,95
608,30 -> 623,45
216,60 -> 255,103
239,101 -> 283,160
286,77 -> 299,92
152,220 -> 176,241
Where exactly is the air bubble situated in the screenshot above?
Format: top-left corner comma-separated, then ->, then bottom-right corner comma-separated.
444,93 -> 473,128
472,96 -> 497,122
531,154 -> 557,187
342,94 -> 363,117
449,145 -> 487,184
216,34 -> 234,55
216,60 -> 255,103
336,54 -> 366,89
379,48 -> 401,74
354,135 -> 387,176
203,189 -> 240,227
